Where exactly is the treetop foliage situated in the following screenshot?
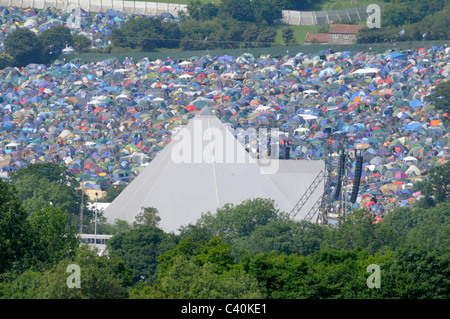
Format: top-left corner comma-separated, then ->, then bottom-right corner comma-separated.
1,170 -> 449,299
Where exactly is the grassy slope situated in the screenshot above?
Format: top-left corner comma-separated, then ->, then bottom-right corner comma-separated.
275,25 -> 323,45
309,0 -> 386,11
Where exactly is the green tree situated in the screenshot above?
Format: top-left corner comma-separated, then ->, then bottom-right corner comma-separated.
26,206 -> 79,270
420,5 -> 450,40
382,2 -> 415,27
0,269 -> 42,299
194,198 -> 285,241
0,179 -> 31,275
4,28 -> 43,67
239,251 -> 310,298
72,34 -> 91,53
379,201 -> 450,248
133,207 -> 161,228
160,21 -> 183,49
233,219 -> 325,256
111,17 -> 181,52
0,53 -> 14,69
252,0 -> 283,25
382,0 -> 446,27
134,256 -> 263,299
97,218 -> 132,235
279,0 -> 313,10
39,26 -> 74,60
187,0 -> 219,20
242,23 -> 260,47
425,80 -> 450,117
107,225 -> 178,284
157,237 -> 234,277
321,209 -> 388,254
219,0 -> 255,22
414,161 -> 450,204
10,163 -> 88,229
139,237 -> 263,298
99,185 -> 125,203
282,27 -> 297,45
109,28 -> 127,48
256,26 -> 277,47
381,244 -> 450,298
24,245 -> 132,299
241,248 -> 394,299
191,237 -> 235,274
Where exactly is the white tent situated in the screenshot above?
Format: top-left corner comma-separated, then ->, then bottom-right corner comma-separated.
103,107 -> 325,233
58,129 -> 72,138
256,105 -> 271,111
406,165 -> 421,177
402,156 -> 418,164
352,68 -> 380,75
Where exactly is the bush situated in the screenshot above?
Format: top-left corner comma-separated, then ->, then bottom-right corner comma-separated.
4,28 -> 44,67
0,53 -> 14,69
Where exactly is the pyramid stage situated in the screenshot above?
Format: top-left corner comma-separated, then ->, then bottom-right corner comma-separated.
104,108 -> 325,233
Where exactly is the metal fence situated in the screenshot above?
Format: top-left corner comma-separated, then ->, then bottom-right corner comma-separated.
279,7 -> 370,26
0,0 -> 370,25
0,0 -> 187,16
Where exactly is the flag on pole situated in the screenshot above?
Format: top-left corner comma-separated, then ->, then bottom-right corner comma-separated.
422,32 -> 427,38
399,29 -> 405,38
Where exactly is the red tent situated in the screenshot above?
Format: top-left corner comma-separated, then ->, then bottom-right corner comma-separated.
185,105 -> 197,112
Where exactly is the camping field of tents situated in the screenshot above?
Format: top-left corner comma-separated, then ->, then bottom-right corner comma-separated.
0,6 -> 449,227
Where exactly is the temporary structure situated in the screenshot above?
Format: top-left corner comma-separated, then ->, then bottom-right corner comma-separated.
104,107 -> 325,233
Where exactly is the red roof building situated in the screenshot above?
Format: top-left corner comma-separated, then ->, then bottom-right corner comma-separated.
328,21 -> 365,44
305,33 -> 329,44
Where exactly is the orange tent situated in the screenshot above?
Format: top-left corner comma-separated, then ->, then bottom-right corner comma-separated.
430,119 -> 441,127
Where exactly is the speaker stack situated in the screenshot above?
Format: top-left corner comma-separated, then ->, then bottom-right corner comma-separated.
333,149 -> 346,200
350,152 -> 363,203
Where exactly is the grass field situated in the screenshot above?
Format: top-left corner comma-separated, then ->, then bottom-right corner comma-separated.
309,0 -> 386,11
275,25 -> 324,45
68,39 -> 448,64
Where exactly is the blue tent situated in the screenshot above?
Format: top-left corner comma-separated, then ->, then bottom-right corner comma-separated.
387,52 -> 406,60
410,99 -> 425,108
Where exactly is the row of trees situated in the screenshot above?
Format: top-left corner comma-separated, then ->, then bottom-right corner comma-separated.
1,26 -> 91,67
357,0 -> 449,43
109,0 -> 286,53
